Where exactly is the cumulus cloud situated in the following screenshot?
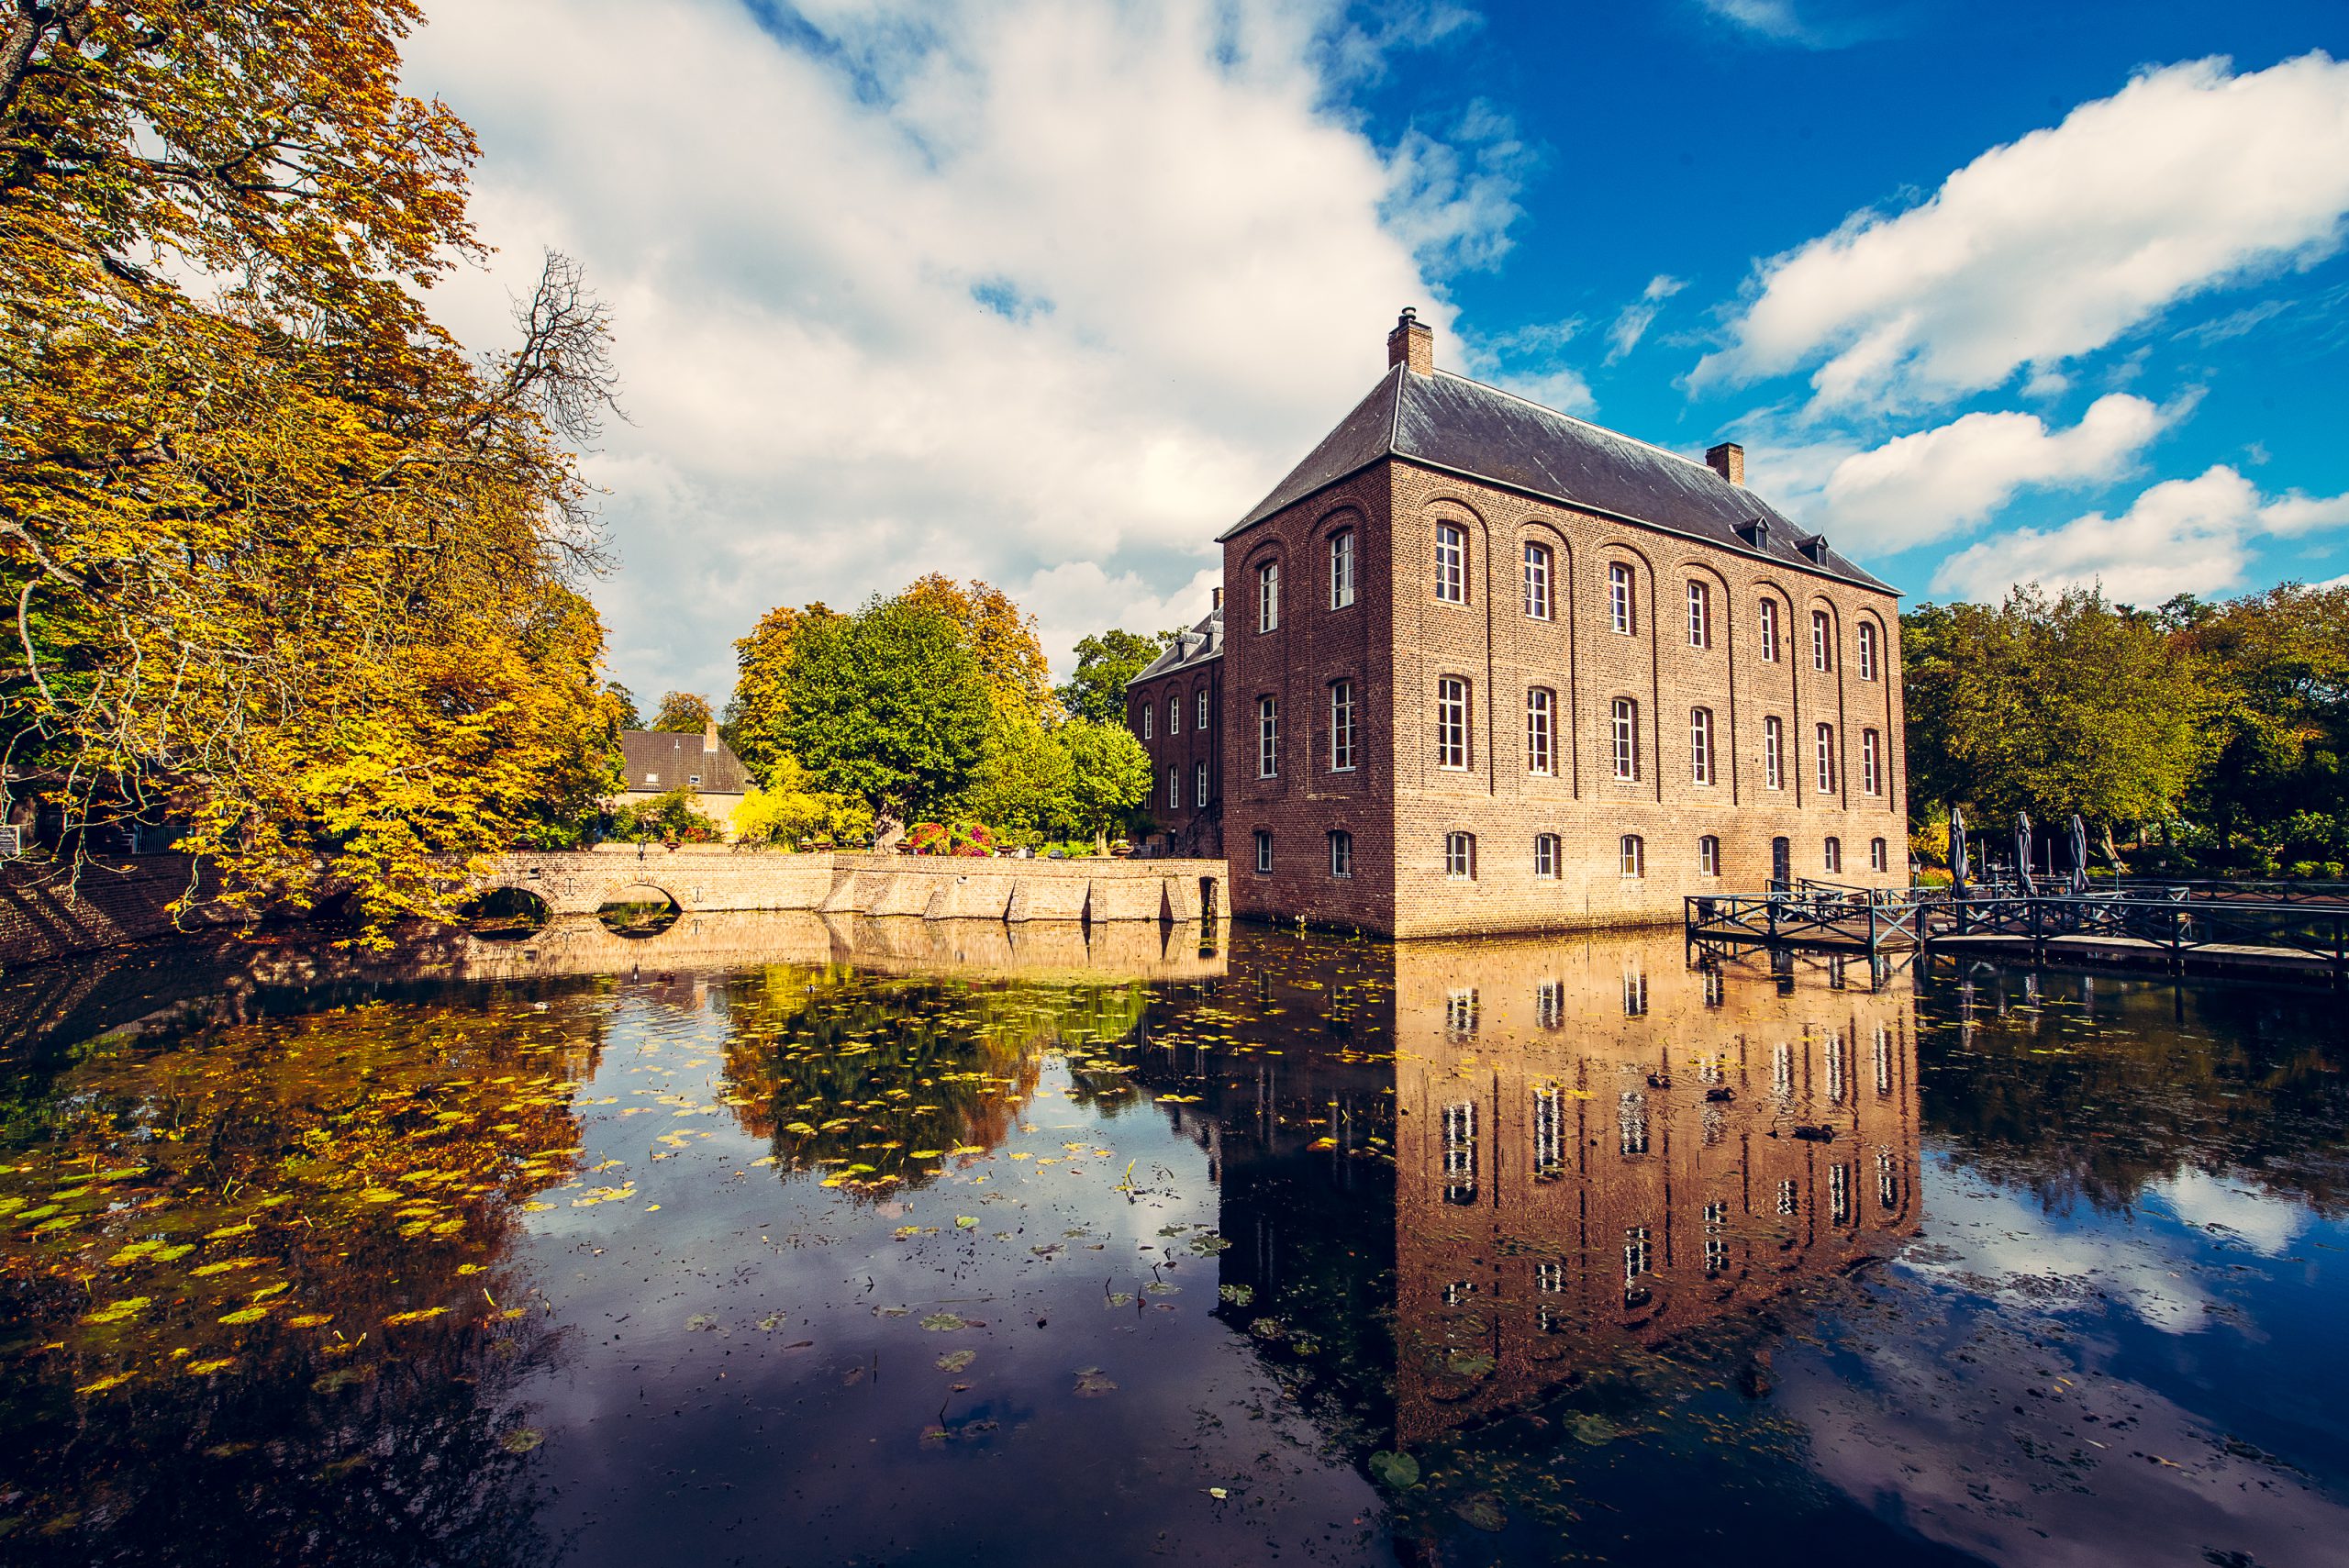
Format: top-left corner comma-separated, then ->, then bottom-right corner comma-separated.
1930,465 -> 2349,603
1602,273 -> 1686,364
406,0 -> 1513,696
1693,53 -> 2349,413
1805,392 -> 2176,551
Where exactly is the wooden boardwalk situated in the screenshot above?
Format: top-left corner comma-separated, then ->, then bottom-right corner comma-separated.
1687,880 -> 2349,984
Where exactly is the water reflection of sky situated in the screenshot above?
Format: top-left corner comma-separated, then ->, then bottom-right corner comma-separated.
6,926 -> 2349,1566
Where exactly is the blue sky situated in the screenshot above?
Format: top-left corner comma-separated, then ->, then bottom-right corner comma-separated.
409,0 -> 2349,703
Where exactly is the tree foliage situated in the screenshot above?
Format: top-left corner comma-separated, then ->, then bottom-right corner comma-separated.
649,691 -> 714,733
1057,628 -> 1176,726
0,0 -> 623,933
1901,587 -> 2206,836
731,756 -> 872,849
901,573 -> 1060,725
1055,717 -> 1153,851
725,601 -> 838,784
780,596 -> 992,836
607,785 -> 721,845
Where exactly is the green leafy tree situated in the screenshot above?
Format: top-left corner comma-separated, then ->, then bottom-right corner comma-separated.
963,712 -> 1075,846
650,691 -> 715,732
606,681 -> 644,730
1057,628 -> 1176,726
1055,718 -> 1152,853
782,597 -> 992,845
731,757 -> 872,849
1902,586 -> 2207,862
608,786 -> 721,844
725,603 -> 839,784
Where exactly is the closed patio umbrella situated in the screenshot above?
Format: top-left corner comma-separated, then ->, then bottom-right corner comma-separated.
2015,811 -> 2034,894
2069,814 -> 2091,892
1949,806 -> 1968,893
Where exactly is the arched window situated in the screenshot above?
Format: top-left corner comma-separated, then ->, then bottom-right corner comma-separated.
1257,560 -> 1280,633
1329,529 -> 1355,610
1329,829 -> 1353,878
1197,686 -> 1209,728
1141,703 -> 1152,740
1690,706 -> 1715,785
1195,760 -> 1208,806
1810,608 -> 1831,671
1436,677 -> 1471,770
1330,680 -> 1356,772
1764,716 -> 1784,789
1698,835 -> 1720,877
1611,698 -> 1640,781
1526,688 -> 1555,776
1435,524 -> 1466,604
1609,562 -> 1635,635
1857,620 -> 1878,681
1523,542 -> 1553,619
1816,722 -> 1837,793
1257,695 -> 1278,778
1759,597 -> 1779,662
1534,833 -> 1560,878
1824,836 -> 1843,873
1167,765 -> 1180,810
1445,831 -> 1476,879
1619,834 -> 1645,876
1862,728 -> 1882,795
1687,581 -> 1712,648
1168,695 -> 1180,735
1869,837 -> 1889,873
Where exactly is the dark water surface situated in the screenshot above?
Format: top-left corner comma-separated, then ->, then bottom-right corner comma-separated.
3,918 -> 2345,1566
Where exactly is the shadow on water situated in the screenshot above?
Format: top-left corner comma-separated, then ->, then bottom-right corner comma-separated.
0,922 -> 2344,1564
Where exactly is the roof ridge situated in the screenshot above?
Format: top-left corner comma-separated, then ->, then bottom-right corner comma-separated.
1426,367 -> 1729,482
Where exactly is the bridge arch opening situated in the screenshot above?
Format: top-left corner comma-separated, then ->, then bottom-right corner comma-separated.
597,883 -> 683,939
463,885 -> 552,940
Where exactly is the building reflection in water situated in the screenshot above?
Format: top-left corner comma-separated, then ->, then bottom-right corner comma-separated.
1139,926 -> 1921,1454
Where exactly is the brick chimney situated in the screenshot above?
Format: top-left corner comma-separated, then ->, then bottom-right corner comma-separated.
1705,441 -> 1745,486
1210,586 -> 1223,611
702,717 -> 719,753
1387,307 -> 1434,375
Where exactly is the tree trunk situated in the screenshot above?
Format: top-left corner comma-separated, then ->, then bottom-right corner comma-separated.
1094,829 -> 1108,857
873,812 -> 906,853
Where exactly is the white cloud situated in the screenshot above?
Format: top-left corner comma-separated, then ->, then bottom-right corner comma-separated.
1693,53 -> 2349,413
1602,272 -> 1686,364
1931,464 -> 2349,603
1804,392 -> 2175,551
407,0 -> 1513,696
1693,0 -> 1876,48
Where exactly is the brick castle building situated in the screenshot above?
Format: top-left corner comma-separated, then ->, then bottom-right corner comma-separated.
1130,310 -> 1906,936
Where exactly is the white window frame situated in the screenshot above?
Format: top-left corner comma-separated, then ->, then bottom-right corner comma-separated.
1687,580 -> 1710,648
1434,523 -> 1466,604
1253,828 -> 1273,873
1168,695 -> 1179,736
1690,706 -> 1715,785
1197,687 -> 1209,728
1699,835 -> 1720,877
1257,695 -> 1278,778
1444,831 -> 1475,879
1195,760 -> 1208,806
1141,706 -> 1152,741
1816,721 -> 1836,794
1526,687 -> 1554,776
1330,680 -> 1356,773
1611,697 -> 1640,782
1258,561 -> 1279,633
1870,836 -> 1888,873
1609,562 -> 1634,635
1436,677 -> 1470,771
1857,620 -> 1877,681
1329,829 -> 1353,878
1167,766 -> 1180,810
1824,836 -> 1842,873
1329,529 -> 1354,610
1811,608 -> 1831,672
1534,832 -> 1559,879
1862,728 -> 1881,795
1759,597 -> 1779,662
1523,542 -> 1552,620
1764,716 -> 1784,790
1619,833 -> 1645,877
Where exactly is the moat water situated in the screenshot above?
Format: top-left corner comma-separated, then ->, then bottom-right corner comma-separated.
3,918 -> 2345,1566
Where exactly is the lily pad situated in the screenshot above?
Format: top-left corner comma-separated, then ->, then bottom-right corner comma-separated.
936,1349 -> 975,1373
1073,1366 -> 1119,1396
919,1312 -> 969,1332
1453,1492 -> 1507,1532
500,1427 -> 545,1454
1367,1450 -> 1420,1489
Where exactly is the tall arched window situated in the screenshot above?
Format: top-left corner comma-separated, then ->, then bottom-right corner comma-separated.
1523,542 -> 1553,619
1869,837 -> 1888,873
1257,696 -> 1278,778
1527,688 -> 1555,776
1857,620 -> 1878,680
1609,562 -> 1635,634
1434,524 -> 1465,604
1329,529 -> 1355,610
1141,703 -> 1152,740
1619,834 -> 1645,876
1690,706 -> 1715,785
1436,677 -> 1471,770
1816,722 -> 1837,793
1611,698 -> 1640,781
1824,836 -> 1843,873
1862,728 -> 1882,795
1257,560 -> 1279,633
1810,608 -> 1831,671
1687,581 -> 1712,648
1759,597 -> 1780,662
1698,835 -> 1721,877
1167,695 -> 1179,735
1167,766 -> 1180,809
1764,716 -> 1785,789
1197,686 -> 1209,728
1329,829 -> 1353,878
1534,833 -> 1560,878
1330,680 -> 1356,772
1445,831 -> 1476,879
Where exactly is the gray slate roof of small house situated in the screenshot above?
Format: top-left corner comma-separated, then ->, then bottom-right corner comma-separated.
618,729 -> 751,795
1218,364 -> 1896,595
1127,602 -> 1224,687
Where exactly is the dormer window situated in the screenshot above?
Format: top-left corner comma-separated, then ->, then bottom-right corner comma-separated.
643,773 -> 659,785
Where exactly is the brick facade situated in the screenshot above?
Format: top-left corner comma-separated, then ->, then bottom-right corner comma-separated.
1134,316 -> 1909,938
1127,603 -> 1227,859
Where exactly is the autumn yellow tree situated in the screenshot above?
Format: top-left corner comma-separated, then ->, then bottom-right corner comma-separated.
0,1 -> 623,933
900,574 -> 1062,726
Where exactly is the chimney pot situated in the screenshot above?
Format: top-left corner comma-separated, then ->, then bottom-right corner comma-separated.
1211,586 -> 1223,611
1705,441 -> 1745,487
1387,307 -> 1434,375
703,718 -> 719,753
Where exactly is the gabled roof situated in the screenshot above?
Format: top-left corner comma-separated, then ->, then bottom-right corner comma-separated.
618,729 -> 751,795
1219,365 -> 1895,595
1128,602 -> 1223,688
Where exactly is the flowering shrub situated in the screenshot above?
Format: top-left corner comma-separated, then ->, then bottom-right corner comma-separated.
905,820 -> 996,856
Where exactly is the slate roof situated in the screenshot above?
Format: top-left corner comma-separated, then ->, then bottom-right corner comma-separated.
618,729 -> 751,795
1128,602 -> 1224,687
1219,365 -> 1895,595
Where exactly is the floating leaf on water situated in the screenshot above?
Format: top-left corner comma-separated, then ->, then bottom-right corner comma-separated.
1568,1413 -> 1622,1446
83,1296 -> 150,1325
1368,1451 -> 1420,1489
1207,1486 -> 1228,1500
217,1304 -> 272,1325
685,1314 -> 719,1332
1189,1234 -> 1232,1254
286,1313 -> 334,1329
1219,1284 -> 1254,1307
75,1371 -> 136,1396
185,1357 -> 235,1376
384,1307 -> 449,1327
919,1313 -> 968,1332
954,1216 -> 978,1229
1073,1366 -> 1119,1396
1453,1493 -> 1507,1532
936,1349 -> 975,1373
501,1428 -> 545,1454
1105,1292 -> 1134,1307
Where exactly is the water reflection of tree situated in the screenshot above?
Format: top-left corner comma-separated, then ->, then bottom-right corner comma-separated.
718,965 -> 1146,1190
0,996 -> 604,1561
1919,966 -> 2349,1215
